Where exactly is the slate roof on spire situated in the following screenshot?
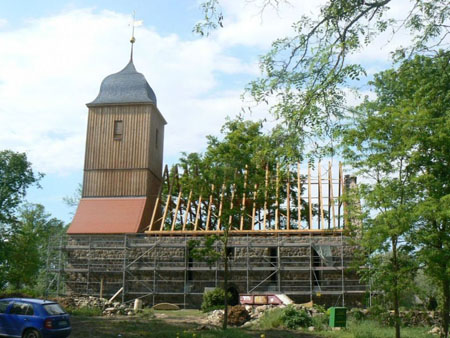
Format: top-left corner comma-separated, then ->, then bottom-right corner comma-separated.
87,59 -> 157,107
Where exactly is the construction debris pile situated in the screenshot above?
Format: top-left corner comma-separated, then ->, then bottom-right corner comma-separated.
53,296 -> 136,316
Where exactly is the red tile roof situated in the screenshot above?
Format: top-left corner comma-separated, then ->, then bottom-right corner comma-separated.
67,197 -> 148,234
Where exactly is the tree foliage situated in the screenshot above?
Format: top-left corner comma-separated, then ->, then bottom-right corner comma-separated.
342,52 -> 450,338
196,0 -> 449,157
0,150 -> 43,224
5,203 -> 65,290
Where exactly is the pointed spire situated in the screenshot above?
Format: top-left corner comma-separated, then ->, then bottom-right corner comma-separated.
129,11 -> 143,61
130,11 -> 136,61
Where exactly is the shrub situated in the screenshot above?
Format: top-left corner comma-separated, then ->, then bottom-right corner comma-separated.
227,305 -> 250,326
311,313 -> 329,330
201,288 -> 231,312
350,308 -> 366,321
256,307 -> 284,329
0,289 -> 40,299
66,306 -> 103,316
281,305 -> 313,329
313,303 -> 326,313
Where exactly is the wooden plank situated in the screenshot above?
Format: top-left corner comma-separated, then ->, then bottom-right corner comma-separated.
275,163 -> 280,230
160,166 -> 174,231
240,165 -> 248,231
217,184 -> 225,230
228,184 -> 236,230
149,167 -> 167,231
182,191 -> 193,231
308,164 -> 312,230
205,185 -> 215,231
329,162 -> 336,229
341,163 -> 347,228
148,229 -> 344,235
109,287 -> 123,303
170,190 -> 183,231
318,162 -> 325,229
160,191 -> 172,231
251,184 -> 258,231
193,196 -> 203,231
263,164 -> 269,231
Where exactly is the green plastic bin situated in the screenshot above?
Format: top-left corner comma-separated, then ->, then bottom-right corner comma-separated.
329,307 -> 347,328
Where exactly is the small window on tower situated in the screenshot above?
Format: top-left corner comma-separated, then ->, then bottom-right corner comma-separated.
114,120 -> 123,140
155,128 -> 159,149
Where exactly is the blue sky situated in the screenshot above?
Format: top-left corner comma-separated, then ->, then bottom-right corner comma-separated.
0,0 -> 412,223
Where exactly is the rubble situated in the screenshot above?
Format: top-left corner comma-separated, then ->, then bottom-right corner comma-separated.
206,309 -> 224,326
53,296 -> 136,316
428,327 -> 441,336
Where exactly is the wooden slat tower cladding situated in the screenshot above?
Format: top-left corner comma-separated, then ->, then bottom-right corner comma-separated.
67,103 -> 166,234
83,105 -> 165,198
146,162 -> 358,234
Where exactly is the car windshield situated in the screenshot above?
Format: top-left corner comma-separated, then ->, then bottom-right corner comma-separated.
43,304 -> 66,315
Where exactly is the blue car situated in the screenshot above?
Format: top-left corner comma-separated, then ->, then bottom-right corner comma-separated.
0,298 -> 71,338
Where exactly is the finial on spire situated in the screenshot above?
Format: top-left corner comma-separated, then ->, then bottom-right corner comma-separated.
129,11 -> 143,61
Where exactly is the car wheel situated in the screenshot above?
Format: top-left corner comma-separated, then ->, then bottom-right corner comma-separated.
23,329 -> 42,338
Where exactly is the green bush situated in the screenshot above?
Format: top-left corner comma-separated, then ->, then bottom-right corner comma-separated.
255,307 -> 284,329
201,288 -> 231,312
281,305 -> 313,329
66,306 -> 103,316
313,303 -> 327,313
311,313 -> 329,331
350,308 -> 366,321
0,288 -> 41,299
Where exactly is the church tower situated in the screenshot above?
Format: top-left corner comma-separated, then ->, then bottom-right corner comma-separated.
68,47 -> 166,234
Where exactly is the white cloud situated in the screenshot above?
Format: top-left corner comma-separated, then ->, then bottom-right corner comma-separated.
0,1 -> 427,177
0,9 -> 258,175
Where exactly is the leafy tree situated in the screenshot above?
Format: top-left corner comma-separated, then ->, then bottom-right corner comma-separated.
5,203 -> 65,290
394,53 -> 449,338
342,52 -> 450,338
172,117 -> 314,232
182,117 -> 309,329
0,150 -> 42,224
196,0 -> 449,157
188,230 -> 231,329
63,183 -> 82,215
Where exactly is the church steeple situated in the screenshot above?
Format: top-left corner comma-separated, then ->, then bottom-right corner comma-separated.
68,30 -> 166,234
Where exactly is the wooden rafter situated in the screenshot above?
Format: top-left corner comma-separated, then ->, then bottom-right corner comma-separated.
146,162 -> 352,234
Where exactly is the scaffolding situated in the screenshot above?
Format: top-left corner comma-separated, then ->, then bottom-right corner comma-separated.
46,232 -> 367,308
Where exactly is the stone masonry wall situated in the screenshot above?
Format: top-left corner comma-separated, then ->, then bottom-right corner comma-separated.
62,234 -> 364,307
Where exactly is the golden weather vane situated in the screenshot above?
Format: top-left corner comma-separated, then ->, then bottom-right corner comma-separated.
129,11 -> 143,60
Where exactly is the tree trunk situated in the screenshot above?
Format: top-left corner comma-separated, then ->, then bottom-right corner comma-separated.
223,250 -> 228,330
392,237 -> 401,338
441,278 -> 449,338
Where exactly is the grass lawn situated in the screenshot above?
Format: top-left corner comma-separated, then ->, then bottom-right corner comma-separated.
70,310 -> 315,338
69,310 -> 435,338
316,319 -> 434,338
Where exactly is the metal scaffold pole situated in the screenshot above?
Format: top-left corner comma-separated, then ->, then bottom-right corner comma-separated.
184,236 -> 187,309
309,234 -> 313,302
341,233 -> 345,307
246,234 -> 249,293
122,234 -> 127,303
57,236 -> 63,296
87,235 -> 91,295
